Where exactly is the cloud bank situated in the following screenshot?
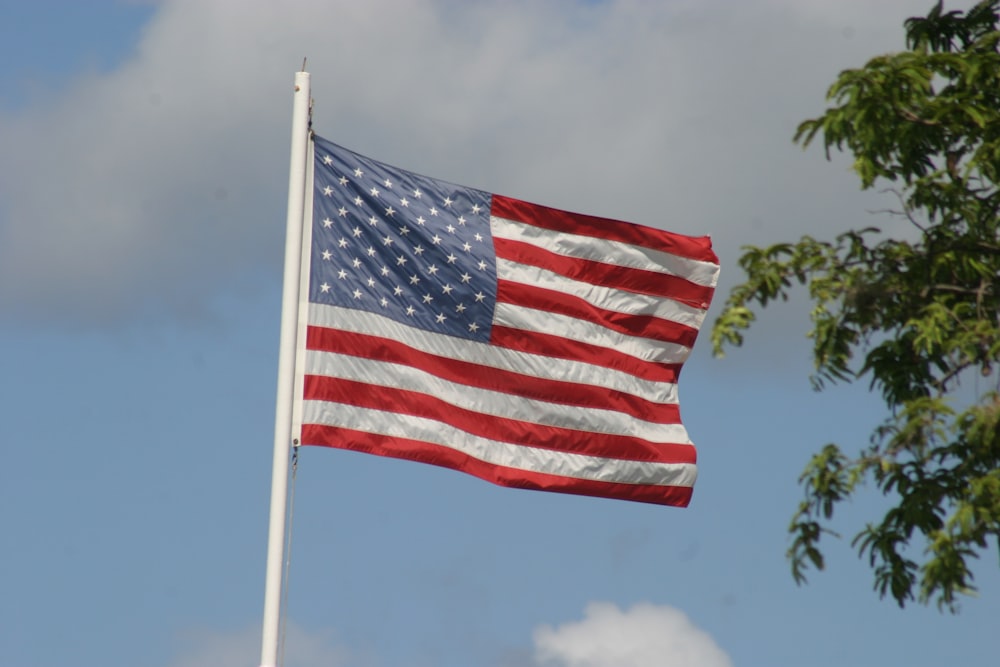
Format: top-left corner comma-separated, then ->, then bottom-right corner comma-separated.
0,0 -> 936,327
165,601 -> 728,667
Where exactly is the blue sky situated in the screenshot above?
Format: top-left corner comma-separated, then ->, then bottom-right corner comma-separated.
1,2 -> 997,666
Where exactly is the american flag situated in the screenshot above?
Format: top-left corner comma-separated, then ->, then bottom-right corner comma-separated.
295,134 -> 719,506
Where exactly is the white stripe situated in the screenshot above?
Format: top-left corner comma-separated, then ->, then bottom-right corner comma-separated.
302,400 -> 697,487
491,216 -> 719,288
497,258 -> 709,330
308,303 -> 680,405
305,351 -> 691,444
494,303 -> 692,365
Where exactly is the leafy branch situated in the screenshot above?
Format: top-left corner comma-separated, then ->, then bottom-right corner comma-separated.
713,0 -> 1000,610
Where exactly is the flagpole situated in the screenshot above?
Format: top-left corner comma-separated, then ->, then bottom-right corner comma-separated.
260,70 -> 311,667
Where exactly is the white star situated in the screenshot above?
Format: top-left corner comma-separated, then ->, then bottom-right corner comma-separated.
474,292 -> 486,302
457,216 -> 466,225
351,258 -> 362,268
352,227 -> 363,237
436,313 -> 447,323
431,234 -> 442,245
321,250 -> 332,260
339,176 -> 348,186
322,217 -> 334,228
406,306 -> 416,316
366,246 -> 376,257
338,238 -> 349,248
323,155 -> 333,165
456,303 -> 466,313
366,277 -> 376,287
442,284 -> 453,295
460,273 -> 471,283
462,242 -> 472,252
399,226 -> 410,236
477,260 -> 488,270
446,224 -> 456,233
396,255 -> 407,266
380,297 -> 389,307
393,286 -> 403,296
320,282 -> 331,292
413,188 -> 422,198
370,186 -> 380,197
354,196 -> 363,206
472,204 -> 482,214
469,322 -> 480,332
384,178 -> 393,188
380,265 -> 390,276
446,253 -> 457,264
369,216 -> 379,226
337,269 -> 348,279
414,245 -> 425,256
323,186 -> 333,196
353,289 -> 362,299
422,294 -> 434,304
443,196 -> 453,207
410,275 -> 421,285
383,235 -> 394,246
416,216 -> 426,226
400,197 -> 410,207
474,233 -> 483,242
429,206 -> 439,216
385,206 -> 395,216
354,167 -> 364,177
427,264 -> 439,275
338,207 -> 348,217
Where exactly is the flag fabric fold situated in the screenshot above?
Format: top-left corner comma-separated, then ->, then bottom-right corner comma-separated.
296,134 -> 719,506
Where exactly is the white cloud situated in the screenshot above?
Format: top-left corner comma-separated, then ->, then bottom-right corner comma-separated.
763,0 -> 943,25
533,601 -> 732,667
165,603 -> 728,667
0,0 -> 943,326
166,622 -> 354,667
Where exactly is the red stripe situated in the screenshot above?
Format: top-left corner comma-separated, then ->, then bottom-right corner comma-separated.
496,280 -> 699,348
307,326 -> 681,424
491,194 -> 718,265
495,237 -> 714,308
489,325 -> 681,384
300,424 -> 694,507
302,375 -> 696,464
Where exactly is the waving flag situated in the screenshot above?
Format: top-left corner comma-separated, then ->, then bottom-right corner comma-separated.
296,134 -> 719,506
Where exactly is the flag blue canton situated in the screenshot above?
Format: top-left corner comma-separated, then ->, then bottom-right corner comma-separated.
310,136 -> 498,342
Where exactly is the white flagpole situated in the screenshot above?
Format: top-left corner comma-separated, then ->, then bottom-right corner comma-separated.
260,70 -> 311,667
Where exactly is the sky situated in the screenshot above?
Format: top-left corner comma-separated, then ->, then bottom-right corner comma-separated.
1,1 -> 998,666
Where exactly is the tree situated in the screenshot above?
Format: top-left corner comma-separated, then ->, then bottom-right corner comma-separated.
712,0 -> 1000,611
